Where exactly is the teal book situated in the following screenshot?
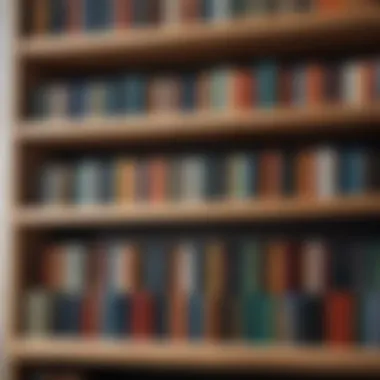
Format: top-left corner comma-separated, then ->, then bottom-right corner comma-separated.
210,68 -> 230,109
123,74 -> 147,114
257,60 -> 278,107
243,293 -> 274,343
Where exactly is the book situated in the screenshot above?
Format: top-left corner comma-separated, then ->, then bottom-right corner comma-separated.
297,294 -> 323,343
50,0 -> 67,34
307,63 -> 324,105
281,293 -> 299,343
68,80 -> 87,118
116,158 -> 135,203
282,150 -> 296,197
86,80 -> 107,117
301,240 -> 326,294
54,293 -> 82,335
154,293 -> 168,338
43,244 -> 64,290
210,67 -> 232,109
169,291 -> 188,339
325,292 -> 355,346
188,293 -> 204,339
30,85 -> 47,119
231,0 -> 247,17
368,148 -> 380,192
220,295 -> 241,340
316,146 -> 338,198
196,70 -> 211,110
257,61 -> 278,108
240,238 -> 263,293
24,289 -> 52,336
291,65 -> 307,107
180,155 -> 206,202
114,0 -> 132,29
296,148 -> 316,198
47,83 -> 69,118
124,74 -> 147,114
286,242 -> 302,291
181,72 -> 197,111
149,157 -> 167,203
106,76 -> 125,115
84,0 -> 112,30
149,75 -> 180,113
181,0 -> 200,22
205,154 -> 227,200
64,242 -> 87,294
162,0 -> 181,25
143,241 -> 167,294
205,295 -> 222,341
278,64 -> 292,106
330,240 -> 354,290
201,0 -> 213,20
131,292 -> 154,339
100,158 -> 116,204
324,62 -> 341,102
360,292 -> 380,346
205,240 -> 225,297
210,0 -> 230,22
32,0 -> 49,34
135,159 -> 150,202
168,157 -> 183,201
259,150 -> 283,198
266,240 -> 287,294
81,288 -> 102,337
225,239 -> 241,296
102,291 -> 128,337
232,67 -> 253,109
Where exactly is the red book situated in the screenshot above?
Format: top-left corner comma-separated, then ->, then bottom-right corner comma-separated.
169,291 -> 188,340
307,64 -> 324,106
131,292 -> 154,339
81,288 -> 101,337
150,157 -> 167,203
114,0 -> 132,29
232,68 -> 253,110
67,0 -> 83,33
325,292 -> 355,346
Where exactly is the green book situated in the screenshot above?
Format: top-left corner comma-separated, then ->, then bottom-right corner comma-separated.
210,67 -> 231,109
241,238 -> 262,293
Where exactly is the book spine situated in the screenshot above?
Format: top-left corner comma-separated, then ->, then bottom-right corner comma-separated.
297,294 -> 323,344
196,70 -> 211,110
86,81 -> 107,117
361,292 -> 380,346
291,65 -> 307,107
64,242 -> 87,294
181,0 -> 200,22
124,74 -> 147,114
114,0 -> 132,29
30,85 -> 47,119
162,0 -> 181,25
50,0 -> 67,34
296,148 -> 316,199
47,83 -> 69,118
131,292 -> 154,339
24,290 -> 52,336
181,156 -> 206,202
266,241 -> 287,295
150,157 -> 167,203
205,154 -> 227,200
259,150 -> 283,198
74,158 -> 102,205
181,72 -> 197,111
188,293 -> 204,339
67,0 -> 82,32
102,292 -> 127,337
68,80 -> 86,118
241,238 -> 262,293
201,0 -> 213,20
211,0 -> 231,22
205,295 -> 222,341
210,67 -> 232,109
232,67 -> 253,109
116,158 -> 135,203
205,240 -> 225,297
307,63 -> 324,105
257,61 -> 278,108
316,146 -> 338,199
143,241 -> 167,294
32,0 -> 49,35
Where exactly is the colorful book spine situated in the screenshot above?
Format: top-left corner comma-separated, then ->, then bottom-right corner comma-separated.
114,0 -> 132,29
257,61 -> 278,107
181,72 -> 197,111
210,67 -> 232,109
50,0 -> 67,34
24,290 -> 52,336
68,80 -> 87,118
316,146 -> 338,199
210,0 -> 230,22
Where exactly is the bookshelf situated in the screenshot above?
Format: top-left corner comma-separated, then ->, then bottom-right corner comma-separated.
8,1 -> 380,379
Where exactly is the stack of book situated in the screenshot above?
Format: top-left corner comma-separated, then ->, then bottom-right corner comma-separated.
29,0 -> 348,36
24,235 -> 380,345
29,58 -> 380,120
38,146 -> 380,205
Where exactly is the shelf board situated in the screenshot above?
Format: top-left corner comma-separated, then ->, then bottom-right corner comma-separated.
17,11 -> 380,67
16,104 -> 380,147
9,339 -> 380,372
13,196 -> 380,228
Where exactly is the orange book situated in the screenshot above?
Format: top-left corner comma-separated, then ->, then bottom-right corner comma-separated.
131,292 -> 155,339
205,295 -> 222,341
359,60 -> 374,104
232,68 -> 253,110
259,150 -> 283,198
116,158 -> 135,203
325,292 -> 355,346
169,291 -> 188,340
150,157 -> 167,203
296,148 -> 316,198
307,64 -> 324,106
205,241 -> 225,297
32,0 -> 49,35
266,241 -> 287,294
114,0 -> 132,29
67,0 -> 82,32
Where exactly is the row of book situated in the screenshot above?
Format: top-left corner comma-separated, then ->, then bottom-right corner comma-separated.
29,0 -> 348,35
33,237 -> 380,295
30,58 -> 380,120
38,146 -> 380,205
23,237 -> 380,345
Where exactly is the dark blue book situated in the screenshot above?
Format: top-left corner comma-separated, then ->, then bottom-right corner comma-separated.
181,72 -> 197,111
68,80 -> 87,118
257,61 -> 278,108
143,241 -> 167,294
283,293 -> 300,343
50,0 -> 67,34
339,147 -> 367,195
205,154 -> 227,200
102,292 -> 127,337
100,158 -> 116,204
154,294 -> 168,338
189,293 -> 204,339
123,74 -> 147,114
330,240 -> 354,291
106,76 -> 125,115
53,293 -> 82,335
201,0 -> 213,20
360,292 -> 380,346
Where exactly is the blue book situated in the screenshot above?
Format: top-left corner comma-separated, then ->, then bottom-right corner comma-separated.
283,293 -> 300,343
201,0 -> 213,20
68,80 -> 87,118
53,293 -> 81,335
257,61 -> 278,108
339,147 -> 367,195
189,293 -> 204,339
291,65 -> 307,107
182,73 -> 197,111
102,292 -> 127,337
361,292 -> 380,346
84,0 -> 95,30
85,0 -> 111,30
143,241 -> 167,294
154,294 -> 168,338
50,0 -> 66,34
106,76 -> 125,116
123,74 -> 147,115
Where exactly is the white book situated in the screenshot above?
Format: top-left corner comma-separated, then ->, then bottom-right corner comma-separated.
162,0 -> 181,26
65,242 -> 87,294
24,289 -> 52,336
211,0 -> 230,22
301,240 -> 326,294
316,146 -> 338,199
181,156 -> 205,202
47,83 -> 68,119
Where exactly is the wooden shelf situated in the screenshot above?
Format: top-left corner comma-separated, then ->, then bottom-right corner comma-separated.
13,196 -> 380,229
16,104 -> 380,147
17,11 -> 380,67
9,339 -> 380,372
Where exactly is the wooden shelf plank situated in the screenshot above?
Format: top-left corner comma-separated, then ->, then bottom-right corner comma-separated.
13,196 -> 380,228
16,104 -> 380,147
9,339 -> 380,372
17,11 -> 380,67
